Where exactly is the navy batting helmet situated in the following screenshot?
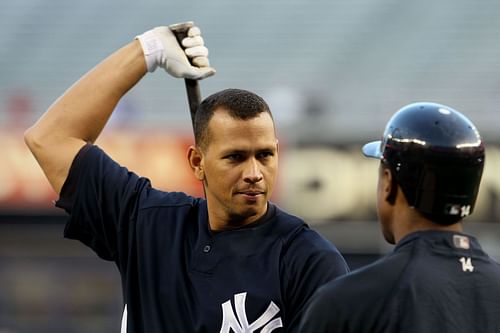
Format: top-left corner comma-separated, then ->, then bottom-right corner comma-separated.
362,102 -> 485,224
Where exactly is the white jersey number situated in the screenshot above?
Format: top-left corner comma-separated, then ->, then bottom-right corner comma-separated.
459,257 -> 474,272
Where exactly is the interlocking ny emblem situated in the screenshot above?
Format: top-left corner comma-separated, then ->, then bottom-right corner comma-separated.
219,292 -> 283,333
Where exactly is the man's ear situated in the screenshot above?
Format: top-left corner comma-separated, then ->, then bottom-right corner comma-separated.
380,165 -> 398,205
187,145 -> 204,181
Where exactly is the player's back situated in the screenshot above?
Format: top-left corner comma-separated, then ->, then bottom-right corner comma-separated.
393,230 -> 500,332
300,230 -> 500,333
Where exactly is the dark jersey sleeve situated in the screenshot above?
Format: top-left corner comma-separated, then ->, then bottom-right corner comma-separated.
299,282 -> 344,333
281,227 -> 350,332
55,144 -> 151,264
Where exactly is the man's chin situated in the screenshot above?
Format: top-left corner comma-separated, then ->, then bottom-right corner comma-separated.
230,205 -> 266,224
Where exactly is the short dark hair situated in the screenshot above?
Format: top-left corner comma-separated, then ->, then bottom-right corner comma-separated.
194,88 -> 274,150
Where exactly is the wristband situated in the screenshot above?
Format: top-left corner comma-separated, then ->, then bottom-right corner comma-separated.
135,30 -> 164,72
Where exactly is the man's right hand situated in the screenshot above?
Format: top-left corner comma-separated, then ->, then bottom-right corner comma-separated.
25,23 -> 214,195
136,25 -> 216,80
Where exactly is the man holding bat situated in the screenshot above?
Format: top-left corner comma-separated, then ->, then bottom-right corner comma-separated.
25,23 -> 349,332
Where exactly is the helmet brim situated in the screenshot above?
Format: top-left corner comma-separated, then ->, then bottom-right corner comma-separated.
362,141 -> 382,159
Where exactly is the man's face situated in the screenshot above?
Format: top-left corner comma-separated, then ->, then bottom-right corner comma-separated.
200,109 -> 278,229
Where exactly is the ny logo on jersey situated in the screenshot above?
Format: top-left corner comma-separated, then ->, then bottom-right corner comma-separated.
219,292 -> 283,333
459,257 -> 474,272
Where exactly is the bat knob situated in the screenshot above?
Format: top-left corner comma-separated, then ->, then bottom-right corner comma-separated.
169,22 -> 194,49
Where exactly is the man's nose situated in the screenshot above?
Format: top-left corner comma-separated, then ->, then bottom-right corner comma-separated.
243,158 -> 263,183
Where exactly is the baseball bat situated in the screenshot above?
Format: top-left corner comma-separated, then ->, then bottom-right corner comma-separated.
169,21 -> 201,130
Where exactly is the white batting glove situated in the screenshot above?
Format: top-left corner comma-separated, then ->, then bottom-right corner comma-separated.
135,25 -> 215,80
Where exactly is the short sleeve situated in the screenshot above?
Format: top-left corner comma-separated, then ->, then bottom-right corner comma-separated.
55,144 -> 151,263
299,283 -> 343,333
281,228 -> 350,331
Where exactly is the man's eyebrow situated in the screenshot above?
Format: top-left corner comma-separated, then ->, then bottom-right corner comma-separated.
220,146 -> 276,155
220,149 -> 246,155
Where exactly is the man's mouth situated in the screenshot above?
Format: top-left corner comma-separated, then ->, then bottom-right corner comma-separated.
237,190 -> 265,196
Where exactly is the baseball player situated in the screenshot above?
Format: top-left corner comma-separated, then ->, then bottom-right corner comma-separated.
299,102 -> 500,332
24,23 -> 349,332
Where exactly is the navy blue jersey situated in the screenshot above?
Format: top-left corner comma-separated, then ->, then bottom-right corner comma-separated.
55,144 -> 349,332
300,230 -> 500,333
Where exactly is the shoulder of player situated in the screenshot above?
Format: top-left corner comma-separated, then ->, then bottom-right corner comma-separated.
138,189 -> 201,210
322,248 -> 418,302
79,145 -> 199,209
302,263 -> 396,332
271,205 -> 347,274
273,206 -> 336,249
271,205 -> 327,248
313,255 -> 402,306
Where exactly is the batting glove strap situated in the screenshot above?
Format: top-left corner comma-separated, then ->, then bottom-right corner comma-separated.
135,29 -> 164,72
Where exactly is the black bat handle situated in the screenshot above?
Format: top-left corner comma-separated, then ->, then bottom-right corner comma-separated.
184,79 -> 201,129
170,22 -> 201,129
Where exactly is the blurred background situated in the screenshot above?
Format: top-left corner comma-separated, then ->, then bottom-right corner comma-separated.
1,0 -> 500,331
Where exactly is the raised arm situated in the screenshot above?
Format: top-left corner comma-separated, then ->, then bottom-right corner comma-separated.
24,25 -> 215,194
